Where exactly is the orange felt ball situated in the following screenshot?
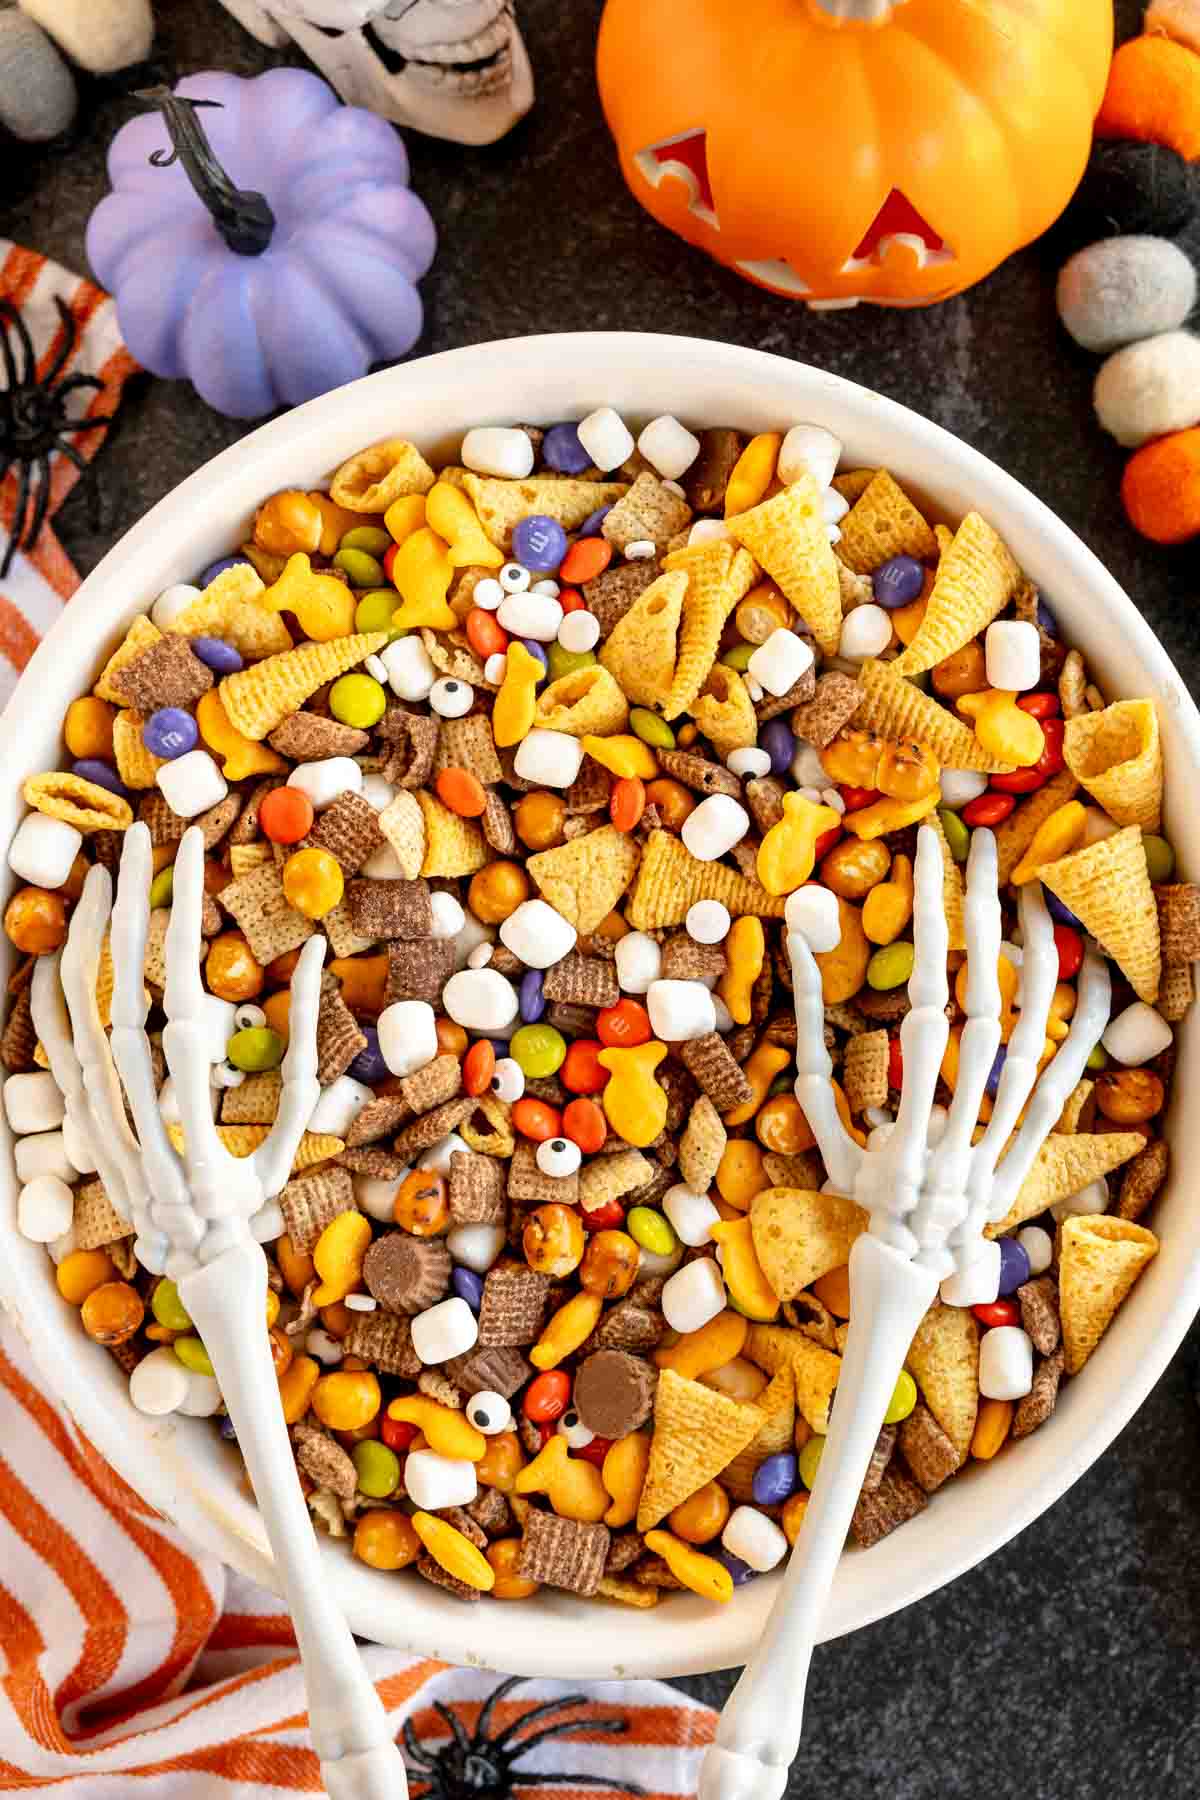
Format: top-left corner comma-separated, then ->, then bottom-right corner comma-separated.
1097,35 -> 1200,160
1121,428 -> 1200,543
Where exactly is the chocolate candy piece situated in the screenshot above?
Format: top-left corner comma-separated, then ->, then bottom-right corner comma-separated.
385,937 -> 456,1005
573,1350 -> 658,1440
363,1232 -> 451,1315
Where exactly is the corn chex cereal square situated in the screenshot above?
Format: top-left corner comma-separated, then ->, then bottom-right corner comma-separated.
221,863 -> 315,965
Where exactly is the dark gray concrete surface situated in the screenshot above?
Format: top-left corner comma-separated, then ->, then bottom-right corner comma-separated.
4,1 -> 1200,1793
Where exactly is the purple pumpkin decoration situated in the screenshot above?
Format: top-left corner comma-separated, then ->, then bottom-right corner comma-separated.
86,70 -> 436,420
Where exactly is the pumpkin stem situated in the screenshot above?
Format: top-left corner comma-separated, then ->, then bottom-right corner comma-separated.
134,86 -> 276,257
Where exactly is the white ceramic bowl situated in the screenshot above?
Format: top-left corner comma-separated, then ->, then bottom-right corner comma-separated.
2,334 -> 1197,1679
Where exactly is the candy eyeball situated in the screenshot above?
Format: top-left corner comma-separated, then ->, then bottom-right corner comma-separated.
211,1061 -> 246,1091
430,677 -> 474,719
466,1389 -> 512,1435
535,1136 -> 582,1179
491,1057 -> 525,1103
499,561 -> 531,594
556,1406 -> 595,1449
234,1003 -> 267,1031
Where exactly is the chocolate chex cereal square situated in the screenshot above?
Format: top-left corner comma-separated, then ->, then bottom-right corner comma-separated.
448,1151 -> 506,1225
517,1511 -> 609,1596
680,1033 -> 753,1114
434,713 -> 503,785
541,953 -> 619,1009
378,709 -> 439,788
345,1309 -> 420,1377
305,792 -> 383,876
110,636 -> 213,711
851,1465 -> 928,1547
508,1138 -> 579,1206
345,1093 -> 413,1146
278,1167 -> 355,1253
347,877 -> 433,940
392,1096 -> 475,1162
790,671 -> 862,749
477,1262 -> 550,1346
398,1053 -> 463,1114
445,1344 -> 532,1398
268,711 -> 369,761
316,974 -> 367,1086
481,790 -> 517,854
385,937 -> 455,1004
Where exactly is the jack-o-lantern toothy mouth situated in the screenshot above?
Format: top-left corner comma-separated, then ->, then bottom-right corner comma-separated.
634,131 -> 718,228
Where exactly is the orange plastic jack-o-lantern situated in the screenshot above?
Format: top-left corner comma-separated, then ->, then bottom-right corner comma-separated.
597,0 -> 1112,309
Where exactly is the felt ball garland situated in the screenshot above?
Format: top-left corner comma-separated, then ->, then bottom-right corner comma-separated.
1056,4 -> 1200,544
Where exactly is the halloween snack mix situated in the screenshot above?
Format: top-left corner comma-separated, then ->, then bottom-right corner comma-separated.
4,416 -> 1178,1607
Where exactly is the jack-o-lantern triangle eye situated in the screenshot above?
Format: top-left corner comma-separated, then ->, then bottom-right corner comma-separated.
843,189 -> 954,271
635,130 -> 718,227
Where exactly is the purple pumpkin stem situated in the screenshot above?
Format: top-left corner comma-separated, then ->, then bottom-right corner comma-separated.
133,85 -> 276,257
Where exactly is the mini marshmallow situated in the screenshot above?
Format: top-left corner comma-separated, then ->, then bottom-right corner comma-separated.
661,1256 -> 726,1334
151,583 -> 203,629
404,1447 -> 478,1509
430,677 -> 474,719
663,1183 -> 720,1247
500,898 -> 577,969
17,1174 -> 74,1243
839,605 -> 893,661
130,1346 -> 190,1416
686,900 -> 731,945
454,912 -> 495,971
711,994 -> 735,1033
419,1130 -> 470,1176
513,728 -> 584,789
308,1075 -> 372,1137
638,1242 -> 684,1280
689,518 -> 731,547
1102,1001 -> 1173,1066
647,979 -> 717,1042
380,635 -> 436,701
446,1222 -> 506,1273
532,580 -> 561,598
443,968 -> 519,1032
614,930 -> 662,993
785,886 -> 842,953
940,769 -> 990,809
377,1000 -> 439,1076
681,793 -> 750,862
985,620 -> 1041,692
156,749 -> 227,819
722,1504 -> 789,1573
497,590 -> 563,641
557,610 -> 601,654
1051,1176 -> 1110,1223
823,487 -> 850,525
790,741 -> 827,788
411,1295 -> 479,1365
727,747 -> 772,779
1018,1225 -> 1054,1277
940,1238 -> 1002,1307
8,814 -> 82,888
466,1390 -> 512,1435
778,423 -> 842,490
361,843 -> 404,880
429,891 -> 466,940
286,756 -> 362,811
359,773 -> 396,811
461,426 -> 535,479
14,1130 -> 75,1185
747,627 -> 815,698
355,1172 -> 407,1222
467,943 -> 494,969
4,1071 -> 65,1135
638,414 -> 701,481
978,1325 -> 1034,1401
474,577 -> 504,612
577,406 -> 635,472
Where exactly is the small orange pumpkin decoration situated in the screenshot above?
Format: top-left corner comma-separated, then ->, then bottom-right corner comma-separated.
597,0 -> 1113,308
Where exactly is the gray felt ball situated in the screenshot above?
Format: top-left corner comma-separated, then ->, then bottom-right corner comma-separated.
1057,236 -> 1197,354
1094,330 -> 1200,447
0,7 -> 76,142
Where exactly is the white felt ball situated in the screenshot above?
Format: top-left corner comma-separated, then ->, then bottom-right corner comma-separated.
1057,235 -> 1197,354
1094,330 -> 1200,448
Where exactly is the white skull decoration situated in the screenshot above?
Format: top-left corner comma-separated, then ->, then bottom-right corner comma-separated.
219,0 -> 533,143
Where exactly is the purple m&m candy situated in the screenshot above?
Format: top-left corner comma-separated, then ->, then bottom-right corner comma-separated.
579,504 -> 613,538
513,514 -> 568,574
71,758 -> 130,801
452,1267 -> 484,1312
872,554 -> 925,610
519,969 -> 545,1024
197,554 -> 249,588
752,1450 -> 799,1505
1045,889 -> 1083,930
760,717 -> 795,776
191,636 -> 243,675
997,1236 -> 1031,1296
543,422 -> 591,475
143,708 -> 198,760
1036,597 -> 1059,637
712,1547 -> 758,1586
349,1026 -> 388,1085
520,639 -> 548,672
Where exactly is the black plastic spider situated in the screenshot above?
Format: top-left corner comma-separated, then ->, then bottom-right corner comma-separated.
0,295 -> 115,578
401,1675 -> 647,1798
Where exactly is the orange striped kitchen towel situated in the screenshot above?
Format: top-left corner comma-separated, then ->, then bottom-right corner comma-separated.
0,1318 -> 716,1796
0,240 -> 138,716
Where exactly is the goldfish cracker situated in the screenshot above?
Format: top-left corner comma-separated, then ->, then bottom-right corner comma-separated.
529,1291 -> 604,1370
891,596 -> 927,647
425,480 -> 504,569
581,734 -> 658,780
724,1042 -> 790,1126
383,492 -> 428,546
956,689 -> 1045,767
411,1511 -> 495,1590
643,1529 -> 733,1603
725,433 -> 782,516
841,789 -> 940,841
516,1434 -> 610,1521
278,1352 -> 320,1424
476,1430 -> 525,1493
970,1398 -> 1014,1461
196,689 -> 287,781
493,642 -> 544,748
654,1309 -> 749,1378
757,794 -> 841,896
718,916 -> 765,1026
716,1139 -> 769,1210
276,1232 -> 315,1297
391,527 -> 457,630
386,1395 -> 486,1461
669,1481 -> 731,1545
330,952 -> 390,1015
862,852 -> 915,945
64,696 -> 115,761
311,1368 -> 381,1431
597,1041 -> 668,1147
311,1210 -> 372,1305
262,554 -> 356,641
601,1431 -> 652,1527
812,1265 -> 851,1319
487,1537 -> 540,1598
709,1217 -> 780,1320
56,1249 -> 115,1306
354,1509 -> 421,1571
1010,800 -> 1088,884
